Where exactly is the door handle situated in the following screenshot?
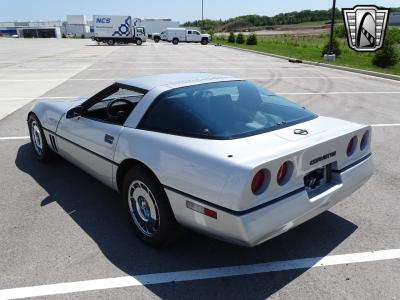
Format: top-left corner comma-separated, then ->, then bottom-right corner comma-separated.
104,134 -> 114,144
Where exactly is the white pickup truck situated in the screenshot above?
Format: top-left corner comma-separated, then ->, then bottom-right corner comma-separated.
153,28 -> 211,45
92,15 -> 146,46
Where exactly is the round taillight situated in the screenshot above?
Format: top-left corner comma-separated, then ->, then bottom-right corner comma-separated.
251,170 -> 265,194
277,161 -> 291,185
360,131 -> 369,151
347,136 -> 357,156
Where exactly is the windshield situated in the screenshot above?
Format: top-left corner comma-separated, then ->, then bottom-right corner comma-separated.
139,80 -> 317,139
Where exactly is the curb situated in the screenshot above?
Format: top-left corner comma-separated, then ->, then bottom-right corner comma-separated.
221,44 -> 400,81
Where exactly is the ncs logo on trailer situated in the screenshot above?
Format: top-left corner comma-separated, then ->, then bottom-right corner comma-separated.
342,5 -> 390,52
96,18 -> 111,24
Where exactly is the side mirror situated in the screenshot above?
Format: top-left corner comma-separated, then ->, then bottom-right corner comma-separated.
66,105 -> 84,119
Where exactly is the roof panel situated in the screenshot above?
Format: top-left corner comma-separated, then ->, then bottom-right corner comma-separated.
117,73 -> 239,91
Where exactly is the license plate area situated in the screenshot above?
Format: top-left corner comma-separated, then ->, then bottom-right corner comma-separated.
304,163 -> 333,194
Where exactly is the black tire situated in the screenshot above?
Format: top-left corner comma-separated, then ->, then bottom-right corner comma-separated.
172,38 -> 179,45
136,39 -> 142,46
201,38 -> 209,45
28,114 -> 54,162
107,39 -> 115,46
122,168 -> 178,246
154,37 -> 160,43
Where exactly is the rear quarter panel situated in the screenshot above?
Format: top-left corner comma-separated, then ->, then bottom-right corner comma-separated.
113,128 -> 248,204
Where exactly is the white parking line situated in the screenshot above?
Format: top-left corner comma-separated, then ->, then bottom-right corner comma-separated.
0,249 -> 399,300
0,136 -> 29,141
0,124 -> 398,142
277,91 -> 400,95
0,97 -> 78,101
371,124 -> 400,127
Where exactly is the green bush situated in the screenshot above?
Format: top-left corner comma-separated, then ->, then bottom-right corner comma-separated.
228,32 -> 235,43
372,29 -> 399,67
246,33 -> 257,45
62,33 -> 66,38
80,34 -> 85,39
321,37 -> 342,57
236,33 -> 245,44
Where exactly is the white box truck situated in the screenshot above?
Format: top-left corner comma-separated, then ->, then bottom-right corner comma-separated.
153,28 -> 211,45
92,15 -> 146,45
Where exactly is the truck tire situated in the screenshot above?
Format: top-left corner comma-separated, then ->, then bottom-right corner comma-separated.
201,38 -> 209,45
154,36 -> 160,43
107,39 -> 115,46
172,38 -> 179,45
136,39 -> 143,46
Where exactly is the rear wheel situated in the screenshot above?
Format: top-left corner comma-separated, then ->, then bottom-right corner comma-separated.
107,39 -> 115,46
28,114 -> 54,162
201,38 -> 209,45
122,168 -> 179,246
154,36 -> 160,43
172,38 -> 179,45
136,39 -> 143,46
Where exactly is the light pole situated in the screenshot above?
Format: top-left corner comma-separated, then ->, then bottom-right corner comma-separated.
324,0 -> 337,61
201,0 -> 204,30
328,0 -> 337,54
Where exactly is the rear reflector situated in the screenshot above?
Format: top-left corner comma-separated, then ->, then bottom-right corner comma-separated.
186,201 -> 217,219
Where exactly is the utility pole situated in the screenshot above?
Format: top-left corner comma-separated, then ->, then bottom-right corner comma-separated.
328,0 -> 337,54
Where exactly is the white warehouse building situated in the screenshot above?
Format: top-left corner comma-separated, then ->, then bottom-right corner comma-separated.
0,15 -> 180,38
135,19 -> 180,37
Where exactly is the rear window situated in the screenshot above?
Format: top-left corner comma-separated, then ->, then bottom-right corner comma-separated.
139,81 -> 317,139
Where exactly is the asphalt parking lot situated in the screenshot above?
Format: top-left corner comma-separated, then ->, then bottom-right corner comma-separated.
0,38 -> 399,299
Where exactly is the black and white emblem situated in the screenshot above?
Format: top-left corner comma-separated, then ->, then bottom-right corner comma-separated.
342,5 -> 389,52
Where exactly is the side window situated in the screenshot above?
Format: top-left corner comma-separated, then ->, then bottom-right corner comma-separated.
140,91 -> 206,135
194,31 -> 201,35
187,30 -> 192,34
84,87 -> 144,124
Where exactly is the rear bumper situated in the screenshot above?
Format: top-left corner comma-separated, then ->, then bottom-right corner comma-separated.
166,154 -> 373,247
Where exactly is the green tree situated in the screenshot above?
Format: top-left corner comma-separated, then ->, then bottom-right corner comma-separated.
228,32 -> 236,43
236,33 -> 245,44
246,33 -> 257,45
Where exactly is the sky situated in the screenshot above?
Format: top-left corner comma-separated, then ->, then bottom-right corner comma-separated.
1,0 -> 398,23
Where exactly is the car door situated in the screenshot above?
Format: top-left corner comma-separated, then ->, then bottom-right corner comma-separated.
192,30 -> 202,42
186,30 -> 194,42
55,84 -> 145,188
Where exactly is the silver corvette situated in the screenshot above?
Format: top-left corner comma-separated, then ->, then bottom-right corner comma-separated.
28,73 -> 373,247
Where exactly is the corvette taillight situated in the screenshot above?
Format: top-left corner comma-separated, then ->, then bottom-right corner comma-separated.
360,131 -> 369,151
347,136 -> 358,156
251,170 -> 266,194
277,161 -> 291,185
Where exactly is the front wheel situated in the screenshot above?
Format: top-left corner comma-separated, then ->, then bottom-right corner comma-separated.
201,39 -> 209,45
136,39 -> 143,46
122,168 -> 179,246
28,114 -> 54,162
154,37 -> 160,43
107,39 -> 115,46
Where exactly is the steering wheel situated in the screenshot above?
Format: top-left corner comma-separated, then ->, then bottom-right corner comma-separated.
106,99 -> 132,122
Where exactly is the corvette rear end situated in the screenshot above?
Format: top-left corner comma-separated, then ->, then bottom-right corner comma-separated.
167,117 -> 373,247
